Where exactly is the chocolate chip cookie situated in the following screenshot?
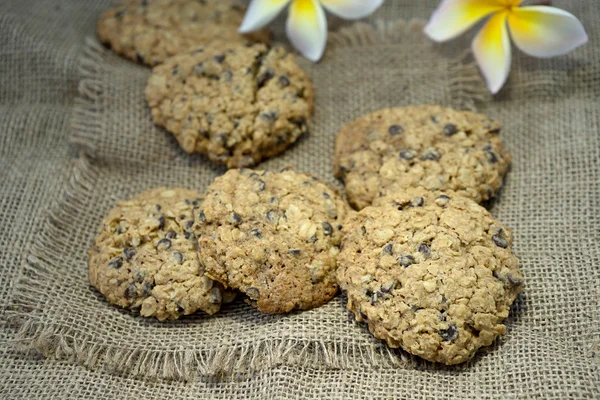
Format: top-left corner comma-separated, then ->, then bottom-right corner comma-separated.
195,168 -> 349,313
89,188 -> 225,320
336,188 -> 523,365
145,43 -> 314,168
334,105 -> 511,210
97,0 -> 270,66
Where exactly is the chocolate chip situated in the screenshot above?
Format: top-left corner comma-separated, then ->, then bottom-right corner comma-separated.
443,124 -> 458,136
170,252 -> 183,264
388,124 -> 404,136
214,54 -> 225,63
246,287 -> 260,300
382,243 -> 393,255
230,212 -> 243,225
124,283 -> 137,299
142,282 -> 154,295
197,210 -> 207,222
157,216 -> 165,230
439,323 -> 458,342
278,75 -> 290,87
288,249 -> 301,256
116,226 -> 125,234
123,248 -> 136,261
365,289 -> 373,298
507,275 -> 523,286
166,230 -> 176,239
381,280 -> 397,293
399,149 -> 416,160
257,69 -> 274,87
209,287 -> 222,304
322,222 -> 333,236
260,110 -> 278,121
184,232 -> 195,241
157,238 -> 171,251
421,150 -> 441,161
398,255 -> 415,267
361,226 -> 367,234
486,151 -> 499,164
108,257 -> 123,269
185,220 -> 194,230
250,228 -> 262,239
337,224 -> 343,230
492,233 -> 509,248
266,210 -> 279,223
418,243 -> 431,257
410,197 -> 424,207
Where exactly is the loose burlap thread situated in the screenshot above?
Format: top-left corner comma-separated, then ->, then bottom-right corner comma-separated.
3,1 -> 600,398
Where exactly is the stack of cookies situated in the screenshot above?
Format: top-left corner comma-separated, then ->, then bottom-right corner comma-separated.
93,1 -> 523,365
98,0 -> 315,168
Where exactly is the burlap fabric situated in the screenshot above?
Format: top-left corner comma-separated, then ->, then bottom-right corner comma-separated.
2,1 -> 599,398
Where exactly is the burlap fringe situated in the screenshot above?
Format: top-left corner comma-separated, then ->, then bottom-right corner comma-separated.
70,37 -> 110,156
328,19 -> 489,110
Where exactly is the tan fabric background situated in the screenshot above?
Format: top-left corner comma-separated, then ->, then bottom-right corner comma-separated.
2,1 -> 599,398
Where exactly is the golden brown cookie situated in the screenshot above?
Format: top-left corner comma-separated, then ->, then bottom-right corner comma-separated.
146,43 -> 314,168
194,168 -> 350,314
89,188 -> 225,320
336,188 -> 523,365
334,105 -> 511,210
97,0 -> 270,66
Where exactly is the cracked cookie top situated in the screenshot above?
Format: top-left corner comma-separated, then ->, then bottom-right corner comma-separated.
334,105 -> 511,210
194,168 -> 350,314
336,187 -> 523,364
89,188 -> 225,320
145,43 -> 314,168
97,0 -> 270,66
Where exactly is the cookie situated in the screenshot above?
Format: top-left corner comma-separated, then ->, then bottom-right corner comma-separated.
336,188 -> 523,365
89,188 -> 226,321
334,105 -> 511,210
194,168 -> 350,313
97,0 -> 270,66
146,43 -> 314,168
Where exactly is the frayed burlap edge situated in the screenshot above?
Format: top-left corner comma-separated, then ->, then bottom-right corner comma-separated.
8,20 -> 488,381
327,19 -> 489,111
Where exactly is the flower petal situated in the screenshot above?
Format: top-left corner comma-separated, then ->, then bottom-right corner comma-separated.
472,11 -> 511,94
424,0 -> 506,42
239,0 -> 290,33
286,0 -> 327,62
319,0 -> 384,20
508,6 -> 588,58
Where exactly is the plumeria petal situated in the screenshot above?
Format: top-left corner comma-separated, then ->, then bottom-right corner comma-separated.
319,0 -> 384,20
239,0 -> 290,33
286,0 -> 327,62
472,11 -> 511,94
507,6 -> 588,58
424,0 -> 506,42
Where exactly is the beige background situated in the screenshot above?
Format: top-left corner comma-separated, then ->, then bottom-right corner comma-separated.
1,1 -> 598,398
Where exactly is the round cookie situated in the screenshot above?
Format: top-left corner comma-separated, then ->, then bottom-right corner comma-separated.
195,168 -> 350,314
334,105 -> 511,210
336,187 -> 523,365
146,43 -> 314,168
97,0 -> 270,66
89,188 -> 226,321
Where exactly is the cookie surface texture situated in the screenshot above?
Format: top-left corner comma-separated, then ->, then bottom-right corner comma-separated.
146,44 -> 315,168
195,168 -> 350,314
334,105 -> 511,210
336,188 -> 523,364
97,0 -> 270,66
89,188 -> 224,320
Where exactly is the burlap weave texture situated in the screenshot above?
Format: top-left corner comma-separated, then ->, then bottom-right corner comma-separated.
2,1 -> 599,398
